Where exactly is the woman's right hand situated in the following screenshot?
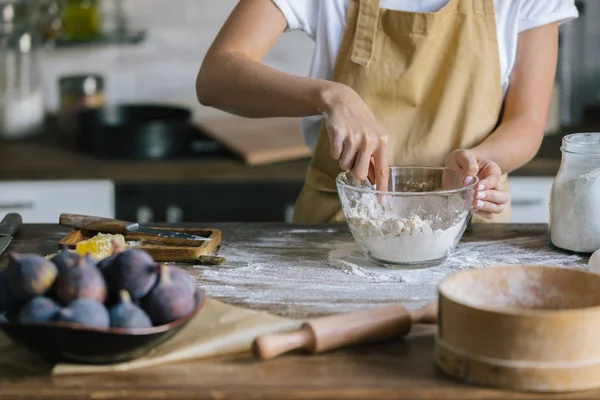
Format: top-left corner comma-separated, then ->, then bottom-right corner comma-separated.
320,84 -> 390,192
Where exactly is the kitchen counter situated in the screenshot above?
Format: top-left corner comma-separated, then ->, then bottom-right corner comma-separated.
0,222 -> 593,399
0,124 -> 595,184
0,135 -> 310,184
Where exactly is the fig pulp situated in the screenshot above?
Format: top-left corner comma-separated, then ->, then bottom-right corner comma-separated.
109,290 -> 152,329
19,296 -> 61,324
55,252 -> 107,305
8,252 -> 58,300
0,269 -> 20,312
102,249 -> 157,300
142,264 -> 196,326
57,298 -> 110,328
50,245 -> 81,274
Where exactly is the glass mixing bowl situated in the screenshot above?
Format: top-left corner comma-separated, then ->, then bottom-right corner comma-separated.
336,166 -> 478,268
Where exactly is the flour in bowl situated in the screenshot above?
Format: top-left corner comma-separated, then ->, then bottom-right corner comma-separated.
342,192 -> 468,265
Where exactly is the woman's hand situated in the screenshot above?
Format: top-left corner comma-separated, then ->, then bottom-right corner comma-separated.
321,84 -> 390,192
444,149 -> 509,219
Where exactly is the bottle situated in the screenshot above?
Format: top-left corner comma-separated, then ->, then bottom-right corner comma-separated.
549,133 -> 600,254
0,0 -> 45,140
62,0 -> 101,41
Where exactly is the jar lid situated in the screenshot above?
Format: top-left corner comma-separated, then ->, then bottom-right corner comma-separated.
562,133 -> 600,156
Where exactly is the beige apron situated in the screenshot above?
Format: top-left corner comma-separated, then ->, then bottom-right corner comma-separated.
292,0 -> 512,224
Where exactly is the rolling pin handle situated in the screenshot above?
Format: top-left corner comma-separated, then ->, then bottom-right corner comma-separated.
252,325 -> 315,360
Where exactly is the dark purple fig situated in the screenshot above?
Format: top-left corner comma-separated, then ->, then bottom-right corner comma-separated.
169,267 -> 197,294
102,249 -> 157,300
54,252 -> 107,305
57,298 -> 109,328
141,264 -> 196,326
97,240 -> 125,271
50,245 -> 82,274
18,296 -> 61,324
109,290 -> 152,329
7,252 -> 57,300
0,269 -> 20,312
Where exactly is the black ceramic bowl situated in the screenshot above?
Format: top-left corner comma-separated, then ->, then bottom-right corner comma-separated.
0,288 -> 207,365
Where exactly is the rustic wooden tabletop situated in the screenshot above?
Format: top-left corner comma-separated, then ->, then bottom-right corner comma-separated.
0,223 -> 595,399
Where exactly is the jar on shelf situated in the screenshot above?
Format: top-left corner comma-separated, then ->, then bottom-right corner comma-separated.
549,132 -> 600,254
0,0 -> 45,140
62,0 -> 101,41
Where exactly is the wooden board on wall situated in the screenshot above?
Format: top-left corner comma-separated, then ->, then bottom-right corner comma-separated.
197,116 -> 311,166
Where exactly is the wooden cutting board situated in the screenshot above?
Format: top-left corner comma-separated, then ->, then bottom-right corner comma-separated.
58,228 -> 222,263
197,116 -> 311,166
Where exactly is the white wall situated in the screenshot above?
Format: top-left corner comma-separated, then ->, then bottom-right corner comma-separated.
39,0 -> 315,122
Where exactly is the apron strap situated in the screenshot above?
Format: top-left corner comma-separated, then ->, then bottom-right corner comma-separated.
350,0 -> 380,67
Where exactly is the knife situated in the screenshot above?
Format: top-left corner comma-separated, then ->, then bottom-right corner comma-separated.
0,213 -> 23,257
59,214 -> 211,244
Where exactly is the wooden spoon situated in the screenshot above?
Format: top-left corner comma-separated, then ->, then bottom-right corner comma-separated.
252,302 -> 438,360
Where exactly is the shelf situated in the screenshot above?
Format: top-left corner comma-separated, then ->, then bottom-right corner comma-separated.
50,29 -> 146,48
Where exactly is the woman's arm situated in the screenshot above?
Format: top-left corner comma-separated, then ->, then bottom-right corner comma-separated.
471,22 -> 559,173
196,0 -> 390,190
445,22 -> 559,218
196,0 -> 338,118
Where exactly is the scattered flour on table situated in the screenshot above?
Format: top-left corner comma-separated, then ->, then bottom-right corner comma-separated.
327,236 -> 585,286
550,166 -> 600,253
343,192 -> 468,263
189,227 -> 588,318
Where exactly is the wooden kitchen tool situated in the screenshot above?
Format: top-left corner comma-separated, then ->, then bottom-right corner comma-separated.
58,214 -> 221,262
198,115 -> 311,166
58,228 -> 221,262
252,302 -> 437,360
435,265 -> 600,393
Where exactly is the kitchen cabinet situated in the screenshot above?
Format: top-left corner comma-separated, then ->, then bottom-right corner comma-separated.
115,182 -> 304,223
507,176 -> 555,223
0,180 -> 114,223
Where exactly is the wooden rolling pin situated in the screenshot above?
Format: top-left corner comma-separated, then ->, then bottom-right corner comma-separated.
252,302 -> 438,360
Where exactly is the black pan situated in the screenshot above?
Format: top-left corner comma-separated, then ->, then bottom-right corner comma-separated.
73,104 -> 220,160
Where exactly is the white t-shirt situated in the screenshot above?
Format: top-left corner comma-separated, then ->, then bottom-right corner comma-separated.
271,0 -> 579,152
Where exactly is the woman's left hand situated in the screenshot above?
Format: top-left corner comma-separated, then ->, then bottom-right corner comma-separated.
444,149 -> 510,219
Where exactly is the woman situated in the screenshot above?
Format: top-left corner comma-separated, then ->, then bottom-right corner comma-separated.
196,0 -> 578,223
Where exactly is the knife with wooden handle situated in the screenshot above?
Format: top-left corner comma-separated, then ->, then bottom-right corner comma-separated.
59,213 -> 212,245
252,302 -> 438,360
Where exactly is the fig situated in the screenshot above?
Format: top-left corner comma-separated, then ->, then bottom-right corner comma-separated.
142,264 -> 196,326
54,252 -> 107,305
109,290 -> 153,329
50,245 -> 81,274
18,296 -> 60,324
7,252 -> 58,300
0,269 -> 20,312
97,240 -> 125,271
57,298 -> 110,328
102,249 -> 158,300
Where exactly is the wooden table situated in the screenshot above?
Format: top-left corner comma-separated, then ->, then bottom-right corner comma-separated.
0,223 -> 596,399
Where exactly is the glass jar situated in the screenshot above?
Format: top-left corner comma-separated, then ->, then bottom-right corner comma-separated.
549,133 -> 600,254
62,0 -> 101,41
59,74 -> 104,114
0,0 -> 45,140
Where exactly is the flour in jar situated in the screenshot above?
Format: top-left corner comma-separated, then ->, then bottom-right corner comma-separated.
343,192 -> 468,264
550,167 -> 600,253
